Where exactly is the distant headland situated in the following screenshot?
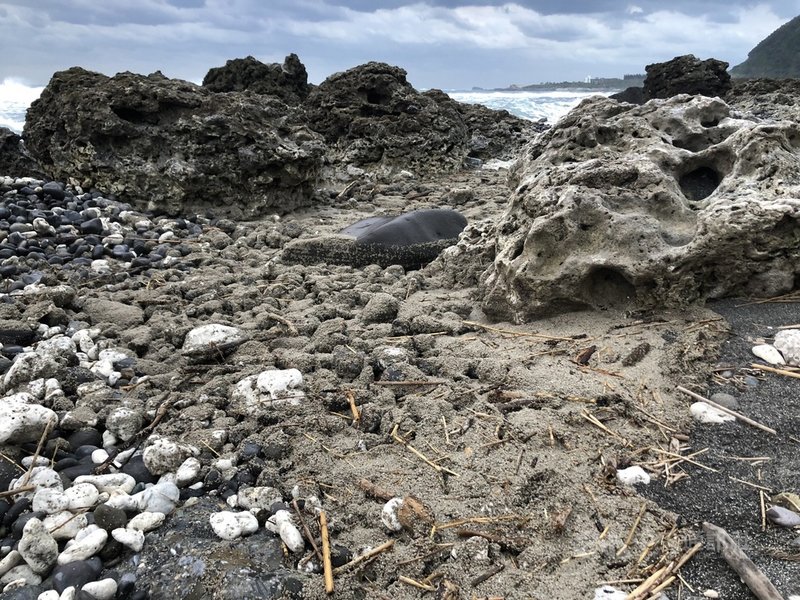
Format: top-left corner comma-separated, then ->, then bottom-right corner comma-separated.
475,73 -> 645,92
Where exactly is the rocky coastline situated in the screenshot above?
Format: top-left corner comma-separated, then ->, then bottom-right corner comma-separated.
0,54 -> 799,600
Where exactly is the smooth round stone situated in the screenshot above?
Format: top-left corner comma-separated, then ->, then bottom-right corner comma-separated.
120,455 -> 156,484
94,503 -> 128,532
68,428 -> 103,449
42,182 -> 66,201
12,511 -> 47,539
52,557 -> 103,593
709,392 -> 738,410
80,218 -> 104,235
59,463 -> 97,481
8,222 -> 33,234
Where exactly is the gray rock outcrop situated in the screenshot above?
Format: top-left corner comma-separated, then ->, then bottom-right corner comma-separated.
202,54 -> 311,104
480,94 -> 800,322
643,54 -> 731,100
728,78 -> 800,124
0,127 -> 45,178
23,67 -> 325,217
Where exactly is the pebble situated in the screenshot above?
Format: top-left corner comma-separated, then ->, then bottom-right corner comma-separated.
690,402 -> 736,424
182,324 -> 243,353
142,437 -> 198,475
51,558 -> 103,593
0,564 -> 40,587
766,506 -> 800,527
709,392 -> 738,410
751,344 -> 785,365
111,527 -> 145,552
63,483 -> 100,511
209,511 -> 259,540
774,329 -> 800,366
136,481 -> 180,514
31,489 -> 69,514
74,473 -> 136,495
81,578 -> 118,600
175,457 -> 202,487
236,486 -> 282,511
380,497 -> 404,531
0,398 -> 57,444
57,525 -> 108,564
593,586 -> 627,600
18,518 -> 58,574
265,509 -> 305,552
616,466 -> 651,486
127,511 -> 165,532
42,512 -> 88,541
104,407 -> 143,442
93,503 -> 128,531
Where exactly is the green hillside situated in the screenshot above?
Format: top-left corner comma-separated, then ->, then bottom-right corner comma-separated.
730,14 -> 800,78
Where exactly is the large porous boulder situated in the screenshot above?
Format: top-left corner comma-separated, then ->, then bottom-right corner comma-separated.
480,94 -> 800,322
303,62 -> 470,176
202,54 -> 311,104
644,55 -> 731,100
23,67 -> 325,217
0,127 -> 45,178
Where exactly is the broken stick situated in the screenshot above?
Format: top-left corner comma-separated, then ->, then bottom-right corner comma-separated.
320,511 -> 334,595
676,386 -> 777,435
703,522 -> 784,600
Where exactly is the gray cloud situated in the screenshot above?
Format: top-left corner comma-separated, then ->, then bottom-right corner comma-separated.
0,1 -> 795,89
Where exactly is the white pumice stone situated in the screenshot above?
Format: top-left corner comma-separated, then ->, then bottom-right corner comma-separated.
226,495 -> 238,508
0,399 -> 57,444
81,578 -> 118,600
102,429 -> 118,448
31,489 -> 69,514
102,492 -> 139,512
64,483 -> 101,511
774,329 -> 800,366
175,456 -> 202,487
42,512 -> 87,541
59,587 -> 77,600
127,511 -> 165,532
236,486 -> 282,511
10,467 -> 62,499
210,511 -> 259,541
690,401 -> 736,424
752,344 -> 786,365
182,324 -> 243,353
142,436 -> 198,475
135,481 -> 180,514
21,456 -> 49,468
38,589 -> 59,600
18,518 -> 58,574
265,510 -> 304,552
0,550 -> 22,577
381,497 -> 404,532
104,407 -> 142,443
0,564 -> 41,587
594,585 -> 627,600
91,449 -> 110,465
616,466 -> 651,486
57,525 -> 108,564
111,528 -> 145,552
74,473 -> 136,494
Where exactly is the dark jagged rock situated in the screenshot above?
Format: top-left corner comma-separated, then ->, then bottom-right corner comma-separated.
610,86 -> 644,105
23,67 -> 325,217
0,127 -> 45,178
727,77 -> 800,123
303,62 -> 469,175
731,15 -> 800,78
643,54 -> 731,100
202,54 -> 311,104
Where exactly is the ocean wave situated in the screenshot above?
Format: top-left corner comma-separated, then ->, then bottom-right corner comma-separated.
0,79 -> 44,133
448,90 -> 615,123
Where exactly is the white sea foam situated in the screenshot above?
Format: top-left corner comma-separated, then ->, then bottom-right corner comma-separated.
0,79 -> 44,133
448,89 -> 618,124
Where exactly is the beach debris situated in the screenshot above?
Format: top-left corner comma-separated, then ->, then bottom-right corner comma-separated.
774,329 -> 800,366
616,466 -> 651,486
265,509 -> 305,553
752,344 -> 786,365
690,401 -> 736,424
678,386 -> 777,435
209,510 -> 259,541
703,522 -> 784,600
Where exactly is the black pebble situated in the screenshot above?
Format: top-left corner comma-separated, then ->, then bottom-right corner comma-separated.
120,454 -> 156,484
80,218 -> 104,235
68,428 -> 103,449
118,572 -> 137,598
52,557 -> 104,593
12,511 -> 46,538
94,503 -> 128,531
4,498 -> 31,526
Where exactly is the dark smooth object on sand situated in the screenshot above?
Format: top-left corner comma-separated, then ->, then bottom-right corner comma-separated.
340,208 -> 467,246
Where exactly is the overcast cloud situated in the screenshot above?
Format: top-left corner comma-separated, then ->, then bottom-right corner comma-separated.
0,1 -> 797,89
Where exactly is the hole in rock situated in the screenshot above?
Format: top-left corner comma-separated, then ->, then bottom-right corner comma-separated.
679,166 -> 720,201
364,88 -> 389,105
583,267 -> 636,308
111,106 -> 158,125
701,118 -> 720,128
672,134 -> 714,153
509,239 -> 524,261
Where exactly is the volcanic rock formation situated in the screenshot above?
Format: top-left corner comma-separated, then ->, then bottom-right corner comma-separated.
643,54 -> 731,100
23,67 -> 325,217
480,94 -> 800,322
202,54 -> 311,104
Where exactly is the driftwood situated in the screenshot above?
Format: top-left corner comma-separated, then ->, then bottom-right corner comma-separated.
703,522 -> 784,600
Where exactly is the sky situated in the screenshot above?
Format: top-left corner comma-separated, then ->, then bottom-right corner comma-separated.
0,1 -> 798,90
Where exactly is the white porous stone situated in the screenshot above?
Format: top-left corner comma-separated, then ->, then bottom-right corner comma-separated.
752,344 -> 786,365
127,511 -> 165,532
42,512 -> 87,541
0,564 -> 41,587
21,456 -> 49,468
136,481 -> 180,514
774,329 -> 800,366
182,324 -> 243,353
175,456 -> 202,487
0,551 -> 22,577
38,590 -> 60,600
594,586 -> 627,600
230,369 -> 305,416
102,492 -> 139,512
265,510 -> 304,553
105,407 -> 143,442
257,369 -> 303,400
237,486 -> 283,511
32,488 -> 69,514
143,436 -> 198,475
71,330 -> 96,354
10,467 -> 62,499
381,497 -> 404,531
91,449 -> 110,465
0,397 -> 57,444
102,430 -> 117,448
59,588 -> 77,600
75,473 -> 136,494
690,402 -> 736,424
211,511 -> 259,541
64,483 -> 101,511
91,259 -> 111,274
18,518 -> 58,574
57,524 -> 108,564
81,578 -> 118,600
112,528 -> 145,552
616,466 -> 651,486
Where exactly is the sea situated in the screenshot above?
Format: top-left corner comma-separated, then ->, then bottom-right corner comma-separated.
0,77 -> 615,134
